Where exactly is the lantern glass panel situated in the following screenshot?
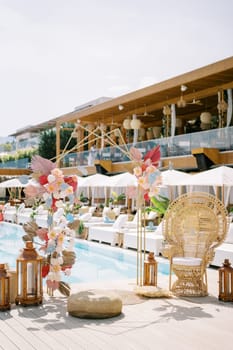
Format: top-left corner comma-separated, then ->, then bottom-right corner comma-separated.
16,242 -> 43,306
0,265 -> 10,310
218,259 -> 233,302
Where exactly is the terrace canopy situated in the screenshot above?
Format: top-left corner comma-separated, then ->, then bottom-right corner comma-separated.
77,174 -> 109,205
160,169 -> 193,200
180,166 -> 233,206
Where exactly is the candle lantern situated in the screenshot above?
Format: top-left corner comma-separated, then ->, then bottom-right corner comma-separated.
15,241 -> 43,306
0,264 -> 11,311
218,259 -> 233,302
143,252 -> 157,286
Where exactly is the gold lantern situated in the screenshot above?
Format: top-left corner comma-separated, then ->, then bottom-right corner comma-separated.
218,259 -> 233,302
0,264 -> 11,311
15,241 -> 43,306
143,252 -> 158,286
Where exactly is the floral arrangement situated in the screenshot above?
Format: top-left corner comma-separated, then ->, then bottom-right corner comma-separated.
23,155 -> 78,296
129,145 -> 162,203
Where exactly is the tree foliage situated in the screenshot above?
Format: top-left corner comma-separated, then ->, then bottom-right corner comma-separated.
38,129 -> 56,160
38,124 -> 76,160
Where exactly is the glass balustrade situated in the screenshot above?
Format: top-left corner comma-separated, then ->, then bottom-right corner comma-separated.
62,126 -> 233,167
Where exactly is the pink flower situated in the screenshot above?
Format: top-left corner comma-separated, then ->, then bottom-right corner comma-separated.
144,145 -> 161,166
24,185 -> 42,198
36,228 -> 48,241
130,147 -> 142,162
133,166 -> 142,177
126,186 -> 137,199
39,175 -> 48,185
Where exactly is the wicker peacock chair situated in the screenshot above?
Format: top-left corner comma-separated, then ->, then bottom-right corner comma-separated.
162,192 -> 230,297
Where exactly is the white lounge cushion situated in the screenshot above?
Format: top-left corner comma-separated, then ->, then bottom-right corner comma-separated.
17,203 -> 25,212
211,243 -> 233,267
112,207 -> 120,217
225,223 -> 233,244
102,207 -> 110,216
89,206 -> 96,214
79,206 -> 89,215
145,211 -> 157,220
36,205 -> 47,215
80,212 -> 92,222
122,229 -> 163,255
112,214 -> 128,229
173,257 -> 202,266
103,216 -> 115,223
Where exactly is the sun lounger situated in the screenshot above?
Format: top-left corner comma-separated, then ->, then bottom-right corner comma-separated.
17,207 -> 33,225
3,203 -> 17,223
122,227 -> 164,255
210,222 -> 233,267
34,208 -> 49,228
88,214 -> 128,245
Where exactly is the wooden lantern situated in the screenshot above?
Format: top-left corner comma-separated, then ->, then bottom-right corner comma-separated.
0,264 -> 11,311
218,259 -> 233,302
15,241 -> 43,306
143,252 -> 157,286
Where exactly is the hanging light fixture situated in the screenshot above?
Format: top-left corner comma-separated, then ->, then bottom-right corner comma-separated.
200,112 -> 212,124
130,114 -> 141,145
130,114 -> 141,129
123,117 -> 132,130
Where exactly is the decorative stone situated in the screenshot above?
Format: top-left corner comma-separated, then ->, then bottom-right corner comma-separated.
67,289 -> 122,319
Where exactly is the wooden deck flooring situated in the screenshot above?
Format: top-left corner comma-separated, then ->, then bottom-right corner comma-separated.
1,268 -> 233,350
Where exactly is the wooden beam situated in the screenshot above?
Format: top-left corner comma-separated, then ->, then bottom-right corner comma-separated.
192,148 -> 220,164
0,169 -> 32,176
94,160 -> 112,173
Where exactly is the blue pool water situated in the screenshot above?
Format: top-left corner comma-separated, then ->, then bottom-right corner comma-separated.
0,222 -> 169,283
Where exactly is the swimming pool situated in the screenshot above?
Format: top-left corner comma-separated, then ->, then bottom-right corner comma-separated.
0,222 -> 169,283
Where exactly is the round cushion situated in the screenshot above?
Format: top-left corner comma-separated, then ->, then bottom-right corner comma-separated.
67,289 -> 122,319
173,257 -> 202,266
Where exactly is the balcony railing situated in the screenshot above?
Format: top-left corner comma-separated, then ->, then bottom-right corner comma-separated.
1,126 -> 232,169
62,126 -> 233,167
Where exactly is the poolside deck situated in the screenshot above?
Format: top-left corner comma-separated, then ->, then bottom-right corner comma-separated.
1,263 -> 233,350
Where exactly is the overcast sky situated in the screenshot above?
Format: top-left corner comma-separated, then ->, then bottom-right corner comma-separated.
1,0 -> 233,137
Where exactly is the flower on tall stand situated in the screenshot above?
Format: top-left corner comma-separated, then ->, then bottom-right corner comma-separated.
130,145 -> 162,286
23,155 -> 78,296
130,145 -> 162,204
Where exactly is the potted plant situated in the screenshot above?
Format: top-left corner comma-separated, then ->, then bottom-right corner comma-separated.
109,192 -> 126,206
145,194 -> 170,224
77,220 -> 88,239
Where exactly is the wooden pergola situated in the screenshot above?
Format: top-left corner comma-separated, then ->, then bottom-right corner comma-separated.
7,56 -> 233,175
53,56 -> 233,162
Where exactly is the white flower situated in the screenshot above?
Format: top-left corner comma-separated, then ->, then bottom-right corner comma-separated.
48,174 -> 56,183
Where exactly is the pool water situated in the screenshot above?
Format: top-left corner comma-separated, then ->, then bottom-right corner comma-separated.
0,222 -> 25,268
0,222 -> 169,283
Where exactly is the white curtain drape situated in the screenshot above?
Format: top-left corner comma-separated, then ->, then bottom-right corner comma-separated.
227,89 -> 232,127
171,104 -> 176,137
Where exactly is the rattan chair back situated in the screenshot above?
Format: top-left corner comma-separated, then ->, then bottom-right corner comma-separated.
162,192 -> 229,296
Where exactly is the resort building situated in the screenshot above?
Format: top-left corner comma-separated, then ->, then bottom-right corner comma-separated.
2,56 -> 233,177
